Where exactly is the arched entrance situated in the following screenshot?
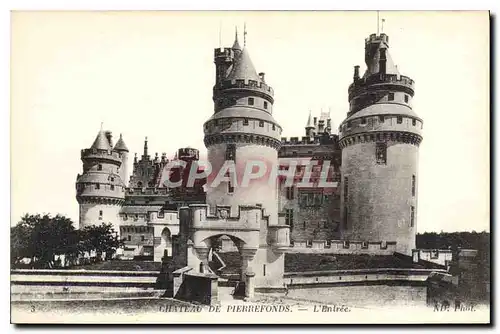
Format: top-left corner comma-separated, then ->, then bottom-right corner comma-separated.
207,234 -> 241,280
194,233 -> 256,300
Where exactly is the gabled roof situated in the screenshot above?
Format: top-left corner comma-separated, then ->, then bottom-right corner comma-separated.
90,130 -> 112,151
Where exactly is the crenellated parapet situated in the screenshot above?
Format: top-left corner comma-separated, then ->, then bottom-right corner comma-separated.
186,204 -> 266,231
81,148 -> 123,165
348,74 -> 415,102
288,239 -> 397,255
280,134 -> 338,146
214,79 -> 274,99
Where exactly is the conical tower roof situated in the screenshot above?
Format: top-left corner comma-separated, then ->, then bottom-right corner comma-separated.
114,133 -> 129,152
227,47 -> 261,82
91,130 -> 112,150
306,111 -> 314,128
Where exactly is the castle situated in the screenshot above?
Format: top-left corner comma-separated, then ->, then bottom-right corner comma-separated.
76,30 -> 422,295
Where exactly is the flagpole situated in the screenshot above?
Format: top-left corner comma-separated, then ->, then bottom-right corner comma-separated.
377,11 -> 380,35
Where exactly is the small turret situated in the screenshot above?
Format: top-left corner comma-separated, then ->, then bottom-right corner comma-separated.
114,134 -> 129,187
305,111 -> 315,137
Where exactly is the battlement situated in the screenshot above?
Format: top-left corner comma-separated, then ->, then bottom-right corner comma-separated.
288,239 -> 397,255
186,203 -> 268,226
280,134 -> 338,146
81,148 -> 122,164
215,79 -> 274,96
349,74 -> 415,100
214,47 -> 235,60
365,33 -> 389,45
127,187 -> 170,195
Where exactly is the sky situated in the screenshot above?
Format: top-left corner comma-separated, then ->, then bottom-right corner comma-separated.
10,11 -> 490,232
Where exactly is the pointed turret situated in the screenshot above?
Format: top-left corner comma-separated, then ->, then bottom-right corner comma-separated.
114,133 -> 129,152
143,137 -> 149,157
226,47 -> 261,82
232,27 -> 242,52
305,111 -> 315,137
91,130 -> 112,151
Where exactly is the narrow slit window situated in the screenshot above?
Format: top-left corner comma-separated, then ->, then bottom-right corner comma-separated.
376,142 -> 387,164
264,101 -> 268,109
412,175 -> 416,196
410,206 -> 415,227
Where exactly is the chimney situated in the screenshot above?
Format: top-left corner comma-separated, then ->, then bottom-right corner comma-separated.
353,65 -> 360,81
379,49 -> 387,75
258,72 -> 266,82
105,131 -> 113,147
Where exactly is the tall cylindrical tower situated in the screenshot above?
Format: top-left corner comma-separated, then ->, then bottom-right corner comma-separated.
76,130 -> 126,235
338,33 -> 423,255
203,35 -> 282,225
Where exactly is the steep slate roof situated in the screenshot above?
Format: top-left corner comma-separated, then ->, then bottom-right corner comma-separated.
90,130 -> 112,151
306,111 -> 315,128
226,48 -> 261,82
114,134 -> 129,152
364,40 -> 400,78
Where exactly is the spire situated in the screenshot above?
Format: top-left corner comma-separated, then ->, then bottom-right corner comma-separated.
232,26 -> 242,51
143,137 -> 148,157
114,133 -> 129,152
306,110 -> 314,129
226,47 -> 261,82
90,129 -> 112,151
243,22 -> 247,47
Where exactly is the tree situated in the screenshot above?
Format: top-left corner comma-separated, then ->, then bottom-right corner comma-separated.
11,214 -> 79,268
80,223 -> 124,260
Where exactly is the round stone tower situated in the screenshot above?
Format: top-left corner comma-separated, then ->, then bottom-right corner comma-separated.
76,130 -> 126,235
338,33 -> 423,255
203,32 -> 282,223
